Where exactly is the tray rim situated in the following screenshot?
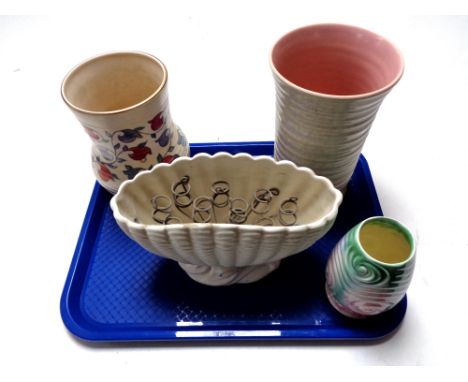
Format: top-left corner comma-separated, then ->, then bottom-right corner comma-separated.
60,141 -> 406,342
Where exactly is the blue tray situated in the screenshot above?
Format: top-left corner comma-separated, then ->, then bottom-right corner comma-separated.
60,141 -> 406,342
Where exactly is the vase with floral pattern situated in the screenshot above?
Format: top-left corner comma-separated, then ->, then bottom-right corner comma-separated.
61,51 -> 189,193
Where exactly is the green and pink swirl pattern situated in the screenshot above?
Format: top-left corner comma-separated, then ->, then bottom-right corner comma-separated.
325,217 -> 415,319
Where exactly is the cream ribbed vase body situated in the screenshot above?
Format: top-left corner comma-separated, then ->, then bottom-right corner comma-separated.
273,75 -> 390,191
270,24 -> 404,191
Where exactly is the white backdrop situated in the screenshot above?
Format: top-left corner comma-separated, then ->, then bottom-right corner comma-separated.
1,5 -> 467,377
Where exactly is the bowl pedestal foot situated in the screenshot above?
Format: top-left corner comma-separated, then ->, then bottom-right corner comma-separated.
178,261 -> 281,286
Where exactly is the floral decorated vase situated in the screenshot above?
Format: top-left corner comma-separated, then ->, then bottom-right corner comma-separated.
61,51 -> 189,193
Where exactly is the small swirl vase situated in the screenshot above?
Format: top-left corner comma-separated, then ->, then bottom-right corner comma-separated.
325,217 -> 416,318
62,51 -> 189,194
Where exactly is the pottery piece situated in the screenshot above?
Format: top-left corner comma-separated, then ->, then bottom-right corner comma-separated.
61,51 -> 189,194
325,216 -> 416,318
110,152 -> 342,286
271,24 -> 404,191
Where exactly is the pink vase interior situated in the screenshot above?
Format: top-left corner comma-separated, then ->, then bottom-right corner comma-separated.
271,24 -> 404,96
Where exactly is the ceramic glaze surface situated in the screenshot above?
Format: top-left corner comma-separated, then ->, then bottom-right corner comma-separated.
271,24 -> 403,96
271,24 -> 404,191
325,217 -> 415,318
62,51 -> 189,194
110,153 -> 342,286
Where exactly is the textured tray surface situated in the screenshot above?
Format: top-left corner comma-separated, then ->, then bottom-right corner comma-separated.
61,142 -> 406,341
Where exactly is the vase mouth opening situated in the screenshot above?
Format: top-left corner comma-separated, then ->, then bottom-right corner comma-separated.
61,51 -> 168,115
356,217 -> 415,266
270,24 -> 404,99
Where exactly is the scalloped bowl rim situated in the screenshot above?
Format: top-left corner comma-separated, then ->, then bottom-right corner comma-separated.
110,152 -> 343,233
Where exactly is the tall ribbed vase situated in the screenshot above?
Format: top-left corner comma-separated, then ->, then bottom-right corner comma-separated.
271,24 -> 404,191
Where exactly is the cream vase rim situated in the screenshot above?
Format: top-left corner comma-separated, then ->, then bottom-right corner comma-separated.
354,216 -> 416,268
61,51 -> 168,116
269,23 -> 405,100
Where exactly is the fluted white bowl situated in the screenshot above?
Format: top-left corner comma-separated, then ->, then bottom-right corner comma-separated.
110,152 -> 342,285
